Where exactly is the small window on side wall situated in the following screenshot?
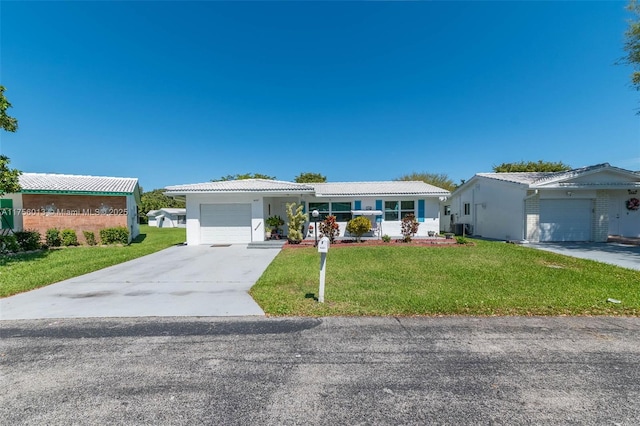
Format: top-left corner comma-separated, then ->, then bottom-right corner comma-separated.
463,203 -> 471,215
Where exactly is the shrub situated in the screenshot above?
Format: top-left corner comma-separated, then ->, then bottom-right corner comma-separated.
455,236 -> 468,245
319,215 -> 340,243
46,228 -> 62,247
382,234 -> 391,243
61,229 -> 79,246
0,234 -> 19,254
14,230 -> 42,251
99,226 -> 129,245
401,214 -> 420,242
346,216 -> 371,242
83,230 -> 97,246
286,203 -> 306,244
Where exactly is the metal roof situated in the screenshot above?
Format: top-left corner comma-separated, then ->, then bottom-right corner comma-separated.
310,181 -> 450,197
165,179 -> 315,193
19,173 -> 139,194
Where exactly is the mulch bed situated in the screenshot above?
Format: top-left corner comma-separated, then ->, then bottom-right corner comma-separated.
284,238 -> 467,249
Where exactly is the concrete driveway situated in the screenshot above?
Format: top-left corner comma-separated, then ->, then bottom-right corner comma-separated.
0,245 -> 281,320
528,242 -> 640,271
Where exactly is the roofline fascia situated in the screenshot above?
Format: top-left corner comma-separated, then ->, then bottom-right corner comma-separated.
312,193 -> 449,198
163,189 -> 315,196
21,189 -> 134,196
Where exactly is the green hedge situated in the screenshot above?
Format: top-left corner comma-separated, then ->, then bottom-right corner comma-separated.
0,234 -> 20,254
14,230 -> 42,251
99,227 -> 129,245
61,229 -> 79,246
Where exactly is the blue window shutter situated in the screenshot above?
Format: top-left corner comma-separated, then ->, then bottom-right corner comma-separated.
354,200 -> 361,210
418,200 -> 425,222
375,200 -> 382,221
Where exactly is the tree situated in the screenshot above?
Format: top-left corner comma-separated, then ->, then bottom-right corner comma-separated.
395,172 -> 456,192
492,160 -> 571,173
212,173 -> 275,181
294,172 -> 326,183
138,188 -> 186,224
0,85 -> 20,197
621,0 -> 640,109
0,86 -> 18,132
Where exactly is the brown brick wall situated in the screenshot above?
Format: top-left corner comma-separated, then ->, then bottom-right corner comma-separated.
21,194 -> 128,244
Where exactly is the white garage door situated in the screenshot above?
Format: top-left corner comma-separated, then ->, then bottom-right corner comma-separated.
539,199 -> 592,242
200,203 -> 252,244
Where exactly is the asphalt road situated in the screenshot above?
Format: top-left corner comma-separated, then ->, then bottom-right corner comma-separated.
2,316 -> 639,425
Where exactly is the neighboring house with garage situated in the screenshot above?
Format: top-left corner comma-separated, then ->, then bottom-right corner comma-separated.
164,179 -> 450,245
147,208 -> 187,228
0,173 -> 141,243
446,163 -> 640,242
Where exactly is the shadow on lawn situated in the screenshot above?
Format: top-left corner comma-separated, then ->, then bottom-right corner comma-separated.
131,233 -> 147,244
0,249 -> 51,266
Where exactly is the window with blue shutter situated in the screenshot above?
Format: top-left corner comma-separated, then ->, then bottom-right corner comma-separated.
418,200 -> 425,222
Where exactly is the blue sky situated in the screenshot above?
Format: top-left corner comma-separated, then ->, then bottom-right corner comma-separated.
1,1 -> 639,191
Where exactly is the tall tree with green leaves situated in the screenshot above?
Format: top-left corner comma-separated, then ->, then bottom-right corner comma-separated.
394,172 -> 456,192
294,172 -> 326,183
622,0 -> 640,111
0,85 -> 21,196
212,173 -> 276,181
492,160 -> 571,173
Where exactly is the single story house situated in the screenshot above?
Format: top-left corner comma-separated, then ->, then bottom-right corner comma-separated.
147,208 -> 187,228
164,179 -> 450,245
1,173 -> 141,243
447,163 -> 640,242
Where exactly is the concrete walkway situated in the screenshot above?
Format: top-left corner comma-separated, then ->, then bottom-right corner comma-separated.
528,242 -> 640,271
0,244 -> 281,320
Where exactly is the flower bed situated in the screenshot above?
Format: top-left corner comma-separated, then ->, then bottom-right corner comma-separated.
284,237 -> 465,249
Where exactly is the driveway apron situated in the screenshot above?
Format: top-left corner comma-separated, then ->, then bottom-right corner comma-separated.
0,245 -> 280,320
528,242 -> 640,271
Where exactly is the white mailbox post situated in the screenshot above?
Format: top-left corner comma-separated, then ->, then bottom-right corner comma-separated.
317,236 -> 329,303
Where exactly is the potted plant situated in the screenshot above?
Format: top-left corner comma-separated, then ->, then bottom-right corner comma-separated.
266,216 -> 285,238
265,226 -> 272,240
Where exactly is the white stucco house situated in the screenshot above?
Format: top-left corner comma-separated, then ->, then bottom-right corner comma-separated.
164,179 -> 450,245
446,163 -> 640,242
147,208 -> 187,228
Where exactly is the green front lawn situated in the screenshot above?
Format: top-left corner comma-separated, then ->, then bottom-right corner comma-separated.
0,225 -> 185,297
250,240 -> 640,316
